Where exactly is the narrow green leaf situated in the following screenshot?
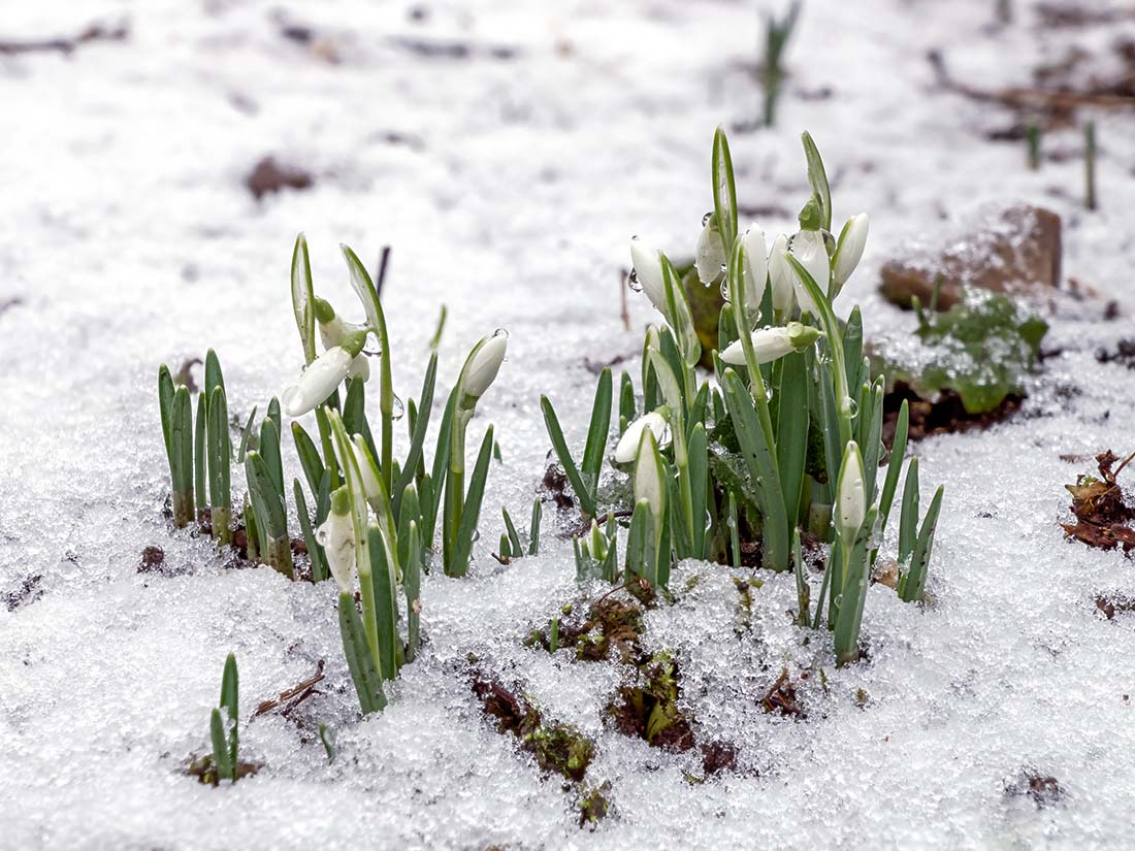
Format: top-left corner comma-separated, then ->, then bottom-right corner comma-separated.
619,371 -> 635,431
237,406 -> 257,463
194,395 -> 208,518
792,528 -> 809,626
170,386 -> 195,526
625,499 -> 653,583
721,369 -> 789,571
210,708 -> 234,782
688,422 -> 708,559
833,506 -> 879,666
208,388 -> 232,511
258,418 -> 285,505
292,422 -> 325,503
775,350 -> 810,528
581,368 -> 613,491
901,486 -> 944,603
801,131 -> 832,232
405,520 -> 422,662
294,479 -> 327,583
394,352 -> 438,523
529,499 -> 542,556
712,127 -> 739,253
266,397 -> 282,441
158,365 -> 174,461
540,396 -> 595,518
843,306 -> 863,394
502,507 -> 522,557
368,525 -> 398,680
204,349 -> 225,402
245,451 -> 288,540
862,383 -> 884,503
342,377 -> 377,463
449,427 -> 495,577
338,591 -> 386,714
898,458 -> 920,564
879,400 -> 909,534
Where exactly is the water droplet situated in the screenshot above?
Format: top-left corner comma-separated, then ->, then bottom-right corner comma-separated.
701,211 -> 713,227
391,394 -> 405,421
631,234 -> 640,242
844,396 -> 859,418
472,529 -> 481,543
720,279 -> 732,302
492,328 -> 509,340
628,269 -> 644,293
315,525 -> 329,546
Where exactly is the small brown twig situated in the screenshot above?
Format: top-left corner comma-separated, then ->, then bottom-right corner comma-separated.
252,661 -> 326,718
619,271 -> 631,332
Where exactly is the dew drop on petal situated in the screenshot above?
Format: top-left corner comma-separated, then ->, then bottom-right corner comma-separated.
628,269 -> 644,293
702,211 -> 713,227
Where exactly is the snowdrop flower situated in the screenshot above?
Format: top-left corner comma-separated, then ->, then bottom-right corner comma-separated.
837,440 -> 867,543
788,229 -> 830,316
740,227 -> 768,312
351,434 -> 382,503
630,238 -> 667,314
833,213 -> 869,290
463,329 -> 508,399
614,411 -> 670,464
282,329 -> 367,417
633,429 -> 667,521
720,322 -> 824,365
767,234 -> 796,315
694,223 -> 727,284
317,487 -> 356,591
314,297 -> 370,381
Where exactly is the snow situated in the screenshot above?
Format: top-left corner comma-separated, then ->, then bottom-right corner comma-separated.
2,0 -> 1135,849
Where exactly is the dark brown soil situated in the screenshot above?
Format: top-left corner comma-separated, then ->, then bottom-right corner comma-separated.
700,741 -> 738,776
469,671 -> 596,784
883,382 -> 1022,445
186,754 -> 261,786
1096,339 -> 1135,370
246,157 -> 313,201
607,653 -> 696,753
138,546 -> 165,573
527,595 -> 644,662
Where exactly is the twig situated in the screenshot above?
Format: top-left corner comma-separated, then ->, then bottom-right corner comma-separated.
252,661 -> 326,718
0,21 -> 128,56
374,246 -> 392,299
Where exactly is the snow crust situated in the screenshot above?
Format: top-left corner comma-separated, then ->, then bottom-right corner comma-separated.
2,1 -> 1135,849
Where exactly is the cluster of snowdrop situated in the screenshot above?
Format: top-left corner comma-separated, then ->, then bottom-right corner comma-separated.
160,239 -> 508,713
545,129 -> 941,663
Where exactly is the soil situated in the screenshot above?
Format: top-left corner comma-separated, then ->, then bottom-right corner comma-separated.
245,157 -> 314,201
1095,594 -> 1135,621
883,382 -> 1023,446
607,652 -> 696,754
527,594 -> 645,662
759,668 -> 807,719
469,670 -> 596,784
1095,339 -> 1135,370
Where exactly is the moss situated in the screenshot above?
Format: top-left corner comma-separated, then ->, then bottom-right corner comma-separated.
525,723 -> 595,783
576,780 -> 614,827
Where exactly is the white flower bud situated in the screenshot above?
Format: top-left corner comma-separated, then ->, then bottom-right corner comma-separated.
720,322 -> 824,365
351,434 -> 382,503
614,411 -> 670,464
833,213 -> 869,289
695,224 -> 727,284
741,227 -> 768,313
630,239 -> 667,315
317,487 -> 356,591
633,429 -> 667,521
463,330 -> 508,398
767,234 -> 796,314
837,440 -> 867,543
282,333 -> 365,417
788,229 -> 830,316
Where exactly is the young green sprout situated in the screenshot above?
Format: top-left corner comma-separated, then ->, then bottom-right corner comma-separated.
208,653 -> 240,784
760,0 -> 802,127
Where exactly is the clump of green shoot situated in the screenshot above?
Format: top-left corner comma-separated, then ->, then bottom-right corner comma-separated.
588,126 -> 950,665
192,653 -> 241,786
496,499 -> 542,563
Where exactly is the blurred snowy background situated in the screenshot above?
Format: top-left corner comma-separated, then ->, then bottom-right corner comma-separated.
1,1 -> 1134,849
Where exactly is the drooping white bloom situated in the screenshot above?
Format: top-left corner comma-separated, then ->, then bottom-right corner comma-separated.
462,330 -> 508,398
837,440 -> 867,543
767,234 -> 796,314
282,330 -> 366,417
833,213 -> 869,289
740,227 -> 768,312
614,411 -> 670,464
694,224 -> 727,284
633,429 -> 667,521
720,322 -> 824,365
317,487 -> 356,591
788,229 -> 830,316
630,238 -> 667,314
315,297 -> 370,381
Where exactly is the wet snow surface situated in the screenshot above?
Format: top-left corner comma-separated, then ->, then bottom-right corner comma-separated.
3,0 -> 1135,848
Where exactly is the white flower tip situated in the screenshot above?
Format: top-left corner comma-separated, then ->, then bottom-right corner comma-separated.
463,330 -> 509,398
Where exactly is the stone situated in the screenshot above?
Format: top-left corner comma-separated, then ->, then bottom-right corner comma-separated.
880,203 -> 1062,310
